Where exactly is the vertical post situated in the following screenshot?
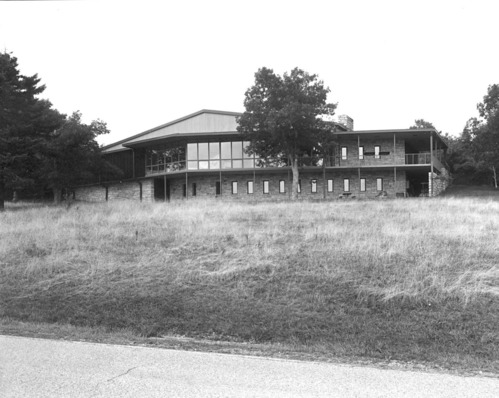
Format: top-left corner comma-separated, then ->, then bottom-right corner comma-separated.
357,135 -> 360,166
185,172 -> 188,200
323,163 -> 326,199
394,167 -> 397,195
132,149 -> 136,179
393,133 -> 396,164
219,169 -> 222,197
430,132 -> 434,197
163,175 -> 167,202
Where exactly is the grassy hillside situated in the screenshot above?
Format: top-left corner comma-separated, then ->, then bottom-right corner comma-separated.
1,198 -> 498,372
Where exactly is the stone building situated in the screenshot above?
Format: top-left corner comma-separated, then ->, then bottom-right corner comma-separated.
74,109 -> 449,202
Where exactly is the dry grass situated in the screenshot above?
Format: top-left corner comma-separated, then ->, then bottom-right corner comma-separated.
1,197 -> 499,372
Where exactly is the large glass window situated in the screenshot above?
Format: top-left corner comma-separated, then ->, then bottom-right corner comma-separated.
232,142 -> 242,159
187,141 -> 256,170
146,145 -> 186,174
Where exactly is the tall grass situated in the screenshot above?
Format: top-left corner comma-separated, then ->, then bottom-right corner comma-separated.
1,198 -> 499,370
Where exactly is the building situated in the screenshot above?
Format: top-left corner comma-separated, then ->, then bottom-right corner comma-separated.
74,109 -> 449,202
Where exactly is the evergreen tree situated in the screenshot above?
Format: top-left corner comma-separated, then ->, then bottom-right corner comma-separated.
0,52 -> 64,209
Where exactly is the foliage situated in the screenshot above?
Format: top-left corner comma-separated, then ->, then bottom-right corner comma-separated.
462,85 -> 499,187
237,67 -> 336,199
39,112 -> 114,202
0,52 -> 64,208
0,52 -> 117,206
409,119 -> 436,129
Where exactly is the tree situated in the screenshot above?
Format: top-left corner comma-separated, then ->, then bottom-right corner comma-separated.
39,111 -> 113,203
409,119 -> 436,129
0,52 -> 64,210
466,85 -> 499,188
237,67 -> 337,199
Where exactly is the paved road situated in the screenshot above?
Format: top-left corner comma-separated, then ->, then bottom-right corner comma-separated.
0,335 -> 497,397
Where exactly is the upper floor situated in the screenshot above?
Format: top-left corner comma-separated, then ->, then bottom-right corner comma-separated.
101,110 -> 448,180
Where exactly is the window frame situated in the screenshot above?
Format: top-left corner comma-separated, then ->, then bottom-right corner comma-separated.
263,180 -> 270,194
358,146 -> 364,160
343,178 -> 350,192
311,179 -> 317,193
279,180 -> 286,194
232,181 -> 238,194
374,145 -> 381,159
341,146 -> 348,160
247,180 -> 254,194
327,179 -> 333,192
360,178 -> 366,192
376,178 -> 383,191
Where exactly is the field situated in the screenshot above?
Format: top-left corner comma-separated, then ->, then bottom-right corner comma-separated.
1,194 -> 499,373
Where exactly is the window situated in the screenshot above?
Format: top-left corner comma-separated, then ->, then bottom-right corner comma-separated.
263,180 -> 269,194
377,178 -> 383,191
360,178 -> 366,192
327,179 -> 333,192
247,181 -> 254,194
298,179 -> 301,193
182,184 -> 186,197
232,181 -> 238,194
192,183 -> 197,196
216,181 -> 221,195
279,180 -> 286,193
311,179 -> 317,193
359,146 -> 364,160
341,146 -> 348,160
374,146 -> 380,159
343,179 -> 350,192
209,142 -> 220,169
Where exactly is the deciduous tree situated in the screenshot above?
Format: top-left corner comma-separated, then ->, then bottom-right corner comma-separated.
237,67 -> 336,199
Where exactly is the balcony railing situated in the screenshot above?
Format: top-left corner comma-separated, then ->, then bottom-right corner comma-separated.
146,161 -> 186,175
405,153 -> 431,165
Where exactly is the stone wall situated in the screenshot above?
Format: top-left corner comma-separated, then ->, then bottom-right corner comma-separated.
336,137 -> 406,167
429,169 -> 450,197
74,169 -> 409,203
74,179 -> 154,202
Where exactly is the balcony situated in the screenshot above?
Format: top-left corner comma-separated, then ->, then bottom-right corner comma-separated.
405,153 -> 431,165
146,161 -> 186,175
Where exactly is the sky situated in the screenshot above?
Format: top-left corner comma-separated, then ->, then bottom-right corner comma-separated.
1,0 -> 498,146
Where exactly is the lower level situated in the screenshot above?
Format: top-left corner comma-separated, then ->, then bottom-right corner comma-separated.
74,168 -> 449,202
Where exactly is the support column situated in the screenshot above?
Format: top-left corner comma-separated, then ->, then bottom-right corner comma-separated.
163,175 -> 167,202
185,172 -> 188,200
430,132 -> 434,197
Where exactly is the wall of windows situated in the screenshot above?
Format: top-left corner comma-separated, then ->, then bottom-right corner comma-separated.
187,141 -> 256,170
145,146 -> 186,174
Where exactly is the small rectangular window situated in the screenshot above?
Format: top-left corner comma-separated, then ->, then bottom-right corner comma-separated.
232,181 -> 238,194
360,178 -> 366,192
341,146 -> 348,160
298,179 -> 301,193
263,180 -> 269,194
359,146 -> 364,160
311,179 -> 317,193
192,183 -> 197,196
375,146 -> 380,159
182,184 -> 187,197
343,179 -> 350,192
327,179 -> 333,192
247,181 -> 254,194
377,178 -> 383,191
279,180 -> 285,193
216,181 -> 221,195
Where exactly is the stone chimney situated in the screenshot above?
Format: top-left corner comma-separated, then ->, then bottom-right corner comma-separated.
338,115 -> 354,131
